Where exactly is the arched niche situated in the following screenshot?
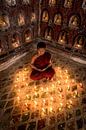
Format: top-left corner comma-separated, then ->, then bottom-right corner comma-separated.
5,0 -> 16,6
42,10 -> 49,23
58,31 -> 67,45
44,27 -> 53,41
82,0 -> 86,10
73,35 -> 85,49
0,15 -> 10,30
69,15 -> 80,29
18,12 -> 25,26
24,29 -> 32,43
54,13 -> 62,25
64,0 -> 73,8
49,0 -> 56,6
11,33 -> 20,48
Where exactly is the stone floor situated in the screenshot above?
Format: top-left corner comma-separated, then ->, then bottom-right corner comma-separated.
0,50 -> 86,130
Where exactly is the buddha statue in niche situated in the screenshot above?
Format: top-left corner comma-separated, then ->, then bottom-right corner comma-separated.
74,36 -> 84,49
45,28 -> 52,40
42,11 -> 49,22
58,32 -> 67,45
12,35 -> 20,48
23,0 -> 30,4
69,16 -> 79,29
54,14 -> 62,25
18,13 -> 25,26
5,0 -> 16,6
64,0 -> 73,8
82,0 -> 86,10
0,15 -> 10,29
49,0 -> 56,6
25,31 -> 31,43
31,13 -> 36,23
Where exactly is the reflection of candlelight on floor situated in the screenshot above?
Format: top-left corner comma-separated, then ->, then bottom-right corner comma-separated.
12,66 -> 84,118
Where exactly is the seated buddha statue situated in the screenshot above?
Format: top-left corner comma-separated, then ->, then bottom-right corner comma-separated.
6,0 -> 16,6
64,0 -> 73,8
54,14 -> 62,25
74,37 -> 84,49
12,36 -> 20,48
49,0 -> 56,6
45,29 -> 52,40
58,32 -> 67,45
25,32 -> 31,43
18,14 -> 25,26
69,16 -> 79,29
42,11 -> 49,22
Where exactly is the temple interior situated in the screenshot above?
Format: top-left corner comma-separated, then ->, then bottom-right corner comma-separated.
0,0 -> 86,130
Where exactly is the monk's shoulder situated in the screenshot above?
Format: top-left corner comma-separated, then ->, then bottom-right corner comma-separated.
32,54 -> 38,62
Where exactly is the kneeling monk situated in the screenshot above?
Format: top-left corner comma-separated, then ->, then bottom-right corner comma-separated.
30,42 -> 55,80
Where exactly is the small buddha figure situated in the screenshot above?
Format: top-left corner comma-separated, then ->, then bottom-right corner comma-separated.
64,0 -> 73,8
0,15 -> 10,29
74,37 -> 84,49
49,0 -> 56,6
12,35 -> 20,48
54,14 -> 62,25
31,12 -> 36,23
25,31 -> 31,43
58,32 -> 67,45
42,11 -> 49,22
23,0 -> 30,4
0,16 -> 7,28
6,0 -> 16,6
82,0 -> 86,10
69,16 -> 79,29
18,13 -> 25,26
45,29 -> 52,40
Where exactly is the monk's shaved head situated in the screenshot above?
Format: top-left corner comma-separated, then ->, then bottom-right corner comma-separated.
37,42 -> 46,49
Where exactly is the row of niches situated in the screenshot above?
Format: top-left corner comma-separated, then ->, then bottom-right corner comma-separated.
42,0 -> 86,10
42,11 -> 82,29
4,0 -> 30,6
44,28 -> 86,50
0,12 -> 36,31
0,29 -> 32,55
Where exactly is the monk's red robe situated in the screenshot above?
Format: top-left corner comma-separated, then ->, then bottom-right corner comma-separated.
30,52 -> 55,80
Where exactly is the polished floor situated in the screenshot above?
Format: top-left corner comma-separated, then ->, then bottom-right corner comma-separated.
0,51 -> 86,130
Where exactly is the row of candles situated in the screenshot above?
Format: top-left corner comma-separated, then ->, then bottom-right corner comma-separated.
13,66 -> 84,117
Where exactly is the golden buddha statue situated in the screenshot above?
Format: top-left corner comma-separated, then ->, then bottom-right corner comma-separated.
42,11 -> 49,22
54,14 -> 62,25
64,0 -> 73,8
69,16 -> 79,28
74,37 -> 84,49
49,0 -> 56,6
25,32 -> 31,43
18,13 -> 25,26
12,35 -> 20,48
6,0 -> 16,6
45,29 -> 52,40
58,32 -> 67,45
0,16 -> 7,28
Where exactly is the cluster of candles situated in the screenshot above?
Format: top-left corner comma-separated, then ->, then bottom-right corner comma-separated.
13,66 -> 84,117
